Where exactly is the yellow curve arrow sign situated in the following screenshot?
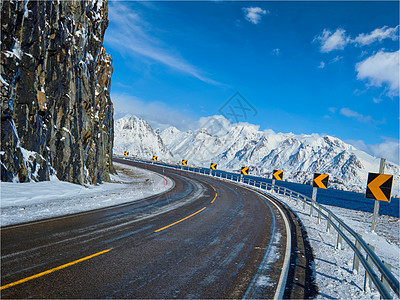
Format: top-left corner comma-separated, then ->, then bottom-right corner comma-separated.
273,170 -> 283,181
314,174 -> 329,189
367,174 -> 393,202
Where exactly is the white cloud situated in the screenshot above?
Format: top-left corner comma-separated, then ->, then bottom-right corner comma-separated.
242,7 -> 268,24
340,107 -> 383,124
373,97 -> 383,104
328,107 -> 337,113
314,25 -> 399,53
318,56 -> 342,69
347,138 -> 400,164
111,93 -> 196,131
356,50 -> 399,97
314,28 -> 350,52
353,25 -> 399,46
272,48 -> 280,55
331,55 -> 343,63
263,129 -> 276,136
105,2 -> 220,86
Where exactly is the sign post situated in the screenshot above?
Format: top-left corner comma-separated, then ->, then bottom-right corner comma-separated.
311,173 -> 329,216
272,170 -> 283,193
310,187 -> 317,216
312,186 -> 317,201
163,163 -> 165,188
371,158 -> 386,232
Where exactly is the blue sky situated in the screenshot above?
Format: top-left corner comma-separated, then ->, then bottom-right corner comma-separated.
104,1 -> 399,163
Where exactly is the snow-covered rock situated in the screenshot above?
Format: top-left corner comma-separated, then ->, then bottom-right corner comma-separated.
114,115 -> 174,161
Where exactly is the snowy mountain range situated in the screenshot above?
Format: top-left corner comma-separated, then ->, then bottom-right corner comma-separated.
114,115 -> 173,161
114,114 -> 399,195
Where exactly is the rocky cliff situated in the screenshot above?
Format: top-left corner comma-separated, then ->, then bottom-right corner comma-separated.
1,0 -> 114,184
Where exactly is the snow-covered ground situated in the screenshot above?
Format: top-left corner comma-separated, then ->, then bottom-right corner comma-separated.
270,191 -> 399,299
0,162 -> 173,226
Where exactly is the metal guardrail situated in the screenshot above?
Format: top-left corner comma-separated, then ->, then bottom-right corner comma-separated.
265,185 -> 399,300
117,156 -> 400,299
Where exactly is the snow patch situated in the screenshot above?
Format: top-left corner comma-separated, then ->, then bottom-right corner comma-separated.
0,74 -> 9,86
256,275 -> 273,287
1,162 -> 173,226
4,38 -> 22,60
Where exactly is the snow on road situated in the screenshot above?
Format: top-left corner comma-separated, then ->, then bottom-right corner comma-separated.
271,191 -> 399,300
0,162 -> 173,226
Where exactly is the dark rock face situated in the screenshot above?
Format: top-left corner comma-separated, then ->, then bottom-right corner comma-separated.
1,0 -> 114,184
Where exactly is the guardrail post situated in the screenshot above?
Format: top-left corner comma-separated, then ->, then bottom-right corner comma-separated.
296,194 -> 299,206
309,201 -> 314,216
303,197 -> 306,210
326,214 -> 331,233
381,261 -> 392,292
352,239 -> 361,274
364,244 -> 375,291
317,208 -> 321,224
336,224 -> 343,250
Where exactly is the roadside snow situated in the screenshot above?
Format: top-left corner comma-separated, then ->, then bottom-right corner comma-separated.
0,162 -> 173,226
271,191 -> 399,300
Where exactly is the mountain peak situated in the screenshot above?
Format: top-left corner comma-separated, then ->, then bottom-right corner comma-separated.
114,115 -> 399,195
114,115 -> 173,161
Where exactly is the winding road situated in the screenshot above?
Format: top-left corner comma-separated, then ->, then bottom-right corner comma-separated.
1,158 -> 316,299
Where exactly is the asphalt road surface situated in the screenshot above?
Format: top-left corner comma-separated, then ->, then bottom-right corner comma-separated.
1,158 -> 315,298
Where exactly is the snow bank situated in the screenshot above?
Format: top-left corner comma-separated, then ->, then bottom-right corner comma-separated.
0,162 -> 173,226
271,191 -> 399,299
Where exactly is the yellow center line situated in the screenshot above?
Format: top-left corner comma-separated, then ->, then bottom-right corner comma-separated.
0,248 -> 112,291
154,207 -> 207,233
211,192 -> 217,203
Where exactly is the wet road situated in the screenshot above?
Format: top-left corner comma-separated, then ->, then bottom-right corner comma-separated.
1,158 -> 290,298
